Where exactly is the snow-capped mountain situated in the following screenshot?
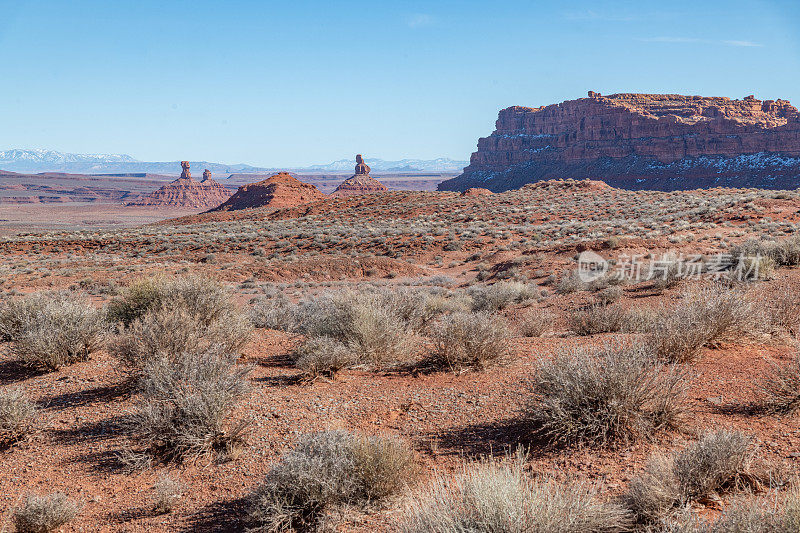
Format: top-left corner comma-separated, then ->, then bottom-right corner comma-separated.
0,149 -> 269,174
0,149 -> 137,165
307,157 -> 467,173
0,148 -> 466,175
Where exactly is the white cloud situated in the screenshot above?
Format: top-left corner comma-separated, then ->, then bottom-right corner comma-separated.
406,13 -> 433,28
637,37 -> 764,47
722,40 -> 764,47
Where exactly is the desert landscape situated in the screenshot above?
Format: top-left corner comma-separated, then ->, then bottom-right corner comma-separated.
3,1 -> 800,531
2,157 -> 800,531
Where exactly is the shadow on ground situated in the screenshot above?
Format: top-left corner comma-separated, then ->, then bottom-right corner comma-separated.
428,417 -> 551,458
0,358 -> 45,385
38,382 -> 129,409
183,495 -> 248,532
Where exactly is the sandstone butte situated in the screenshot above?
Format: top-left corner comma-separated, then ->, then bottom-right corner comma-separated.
330,154 -> 389,197
211,172 -> 327,211
126,164 -> 232,208
439,92 -> 800,192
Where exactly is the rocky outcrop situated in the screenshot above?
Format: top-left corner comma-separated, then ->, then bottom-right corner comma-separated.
461,187 -> 493,197
331,155 -> 388,197
439,92 -> 800,192
211,172 -> 326,211
354,154 -> 371,175
126,163 -> 232,208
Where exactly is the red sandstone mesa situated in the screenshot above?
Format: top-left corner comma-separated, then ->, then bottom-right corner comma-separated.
126,163 -> 232,208
211,172 -> 327,211
439,92 -> 800,192
331,154 -> 388,197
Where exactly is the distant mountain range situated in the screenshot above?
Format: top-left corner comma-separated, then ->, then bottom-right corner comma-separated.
306,157 -> 467,172
0,149 -> 466,175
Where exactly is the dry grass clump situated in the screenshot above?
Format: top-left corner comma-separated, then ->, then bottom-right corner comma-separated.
730,235 -> 800,268
292,336 -> 356,379
689,489 -> 800,532
112,307 -> 251,383
151,474 -> 185,514
568,304 -> 631,336
764,286 -> 800,337
290,290 -> 420,368
625,430 -> 759,524
524,343 -> 689,446
12,492 -> 81,533
556,272 -> 588,294
123,348 -> 251,466
516,308 -> 554,337
0,293 -> 107,371
249,293 -> 295,331
0,388 -> 38,448
106,275 -> 235,327
758,351 -> 800,415
469,281 -> 540,312
244,430 -> 414,532
430,311 -> 510,370
110,275 -> 251,384
644,285 -> 762,363
401,450 -> 631,533
596,286 -> 623,305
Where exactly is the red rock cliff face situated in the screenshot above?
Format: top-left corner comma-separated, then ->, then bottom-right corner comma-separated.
439,93 -> 800,192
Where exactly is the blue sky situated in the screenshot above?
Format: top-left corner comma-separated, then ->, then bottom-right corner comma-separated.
1,0 -> 798,167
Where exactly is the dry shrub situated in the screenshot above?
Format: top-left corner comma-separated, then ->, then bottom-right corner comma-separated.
0,293 -> 106,370
731,235 -> 800,268
647,254 -> 684,291
124,348 -> 251,465
152,474 -> 185,514
0,388 -> 38,448
758,351 -> 800,415
702,489 -> 800,532
112,306 -> 251,383
292,291 -> 418,368
12,492 -> 81,533
516,308 -> 554,337
249,293 -> 295,331
524,343 -> 689,446
402,450 -> 631,533
764,286 -> 800,337
645,285 -> 762,363
568,304 -> 631,336
106,275 -> 235,326
597,286 -> 623,305
556,272 -> 587,294
244,430 -> 414,532
347,297 -> 418,365
469,281 -> 540,312
430,311 -> 510,370
625,430 -> 758,524
292,336 -> 356,379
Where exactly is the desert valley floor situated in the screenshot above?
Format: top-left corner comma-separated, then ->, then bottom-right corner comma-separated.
1,179 -> 800,531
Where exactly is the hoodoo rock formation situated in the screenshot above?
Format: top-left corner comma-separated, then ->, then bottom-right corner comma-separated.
331,154 -> 388,197
211,172 -> 327,211
439,92 -> 800,192
126,163 -> 232,208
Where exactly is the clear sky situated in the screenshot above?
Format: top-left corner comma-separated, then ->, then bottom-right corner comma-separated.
1,0 -> 798,167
